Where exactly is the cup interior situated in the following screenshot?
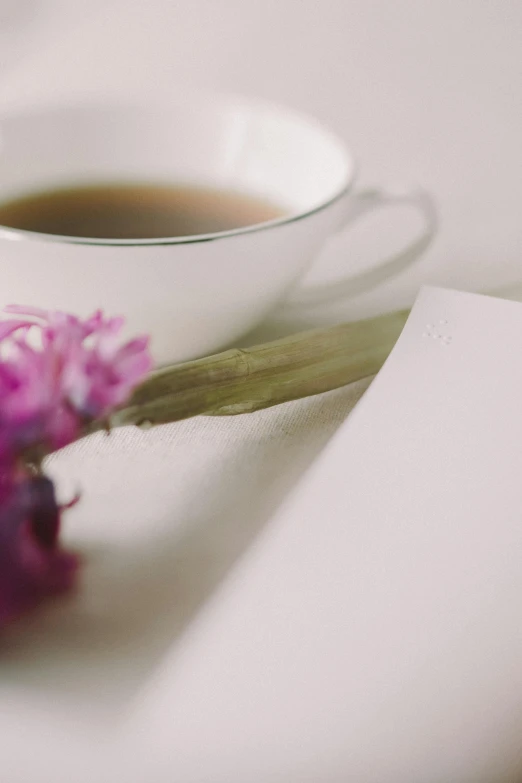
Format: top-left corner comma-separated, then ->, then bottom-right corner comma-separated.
0,95 -> 354,239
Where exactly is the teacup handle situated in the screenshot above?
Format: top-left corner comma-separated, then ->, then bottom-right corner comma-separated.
287,186 -> 437,308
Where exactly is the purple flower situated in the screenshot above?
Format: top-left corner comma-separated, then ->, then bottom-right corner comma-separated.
0,305 -> 152,627
0,474 -> 79,626
0,306 -> 152,463
0,334 -> 78,462
4,305 -> 152,421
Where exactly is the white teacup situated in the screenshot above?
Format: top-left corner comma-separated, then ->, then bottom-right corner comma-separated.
0,95 -> 436,364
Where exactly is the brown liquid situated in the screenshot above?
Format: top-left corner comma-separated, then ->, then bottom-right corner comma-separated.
0,182 -> 287,240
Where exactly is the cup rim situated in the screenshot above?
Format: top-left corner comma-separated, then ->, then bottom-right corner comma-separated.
0,93 -> 356,247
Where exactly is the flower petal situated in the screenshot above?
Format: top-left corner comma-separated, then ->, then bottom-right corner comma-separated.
0,475 -> 79,627
0,320 -> 32,342
4,304 -> 50,320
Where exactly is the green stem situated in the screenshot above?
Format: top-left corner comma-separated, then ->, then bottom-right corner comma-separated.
104,308 -> 409,430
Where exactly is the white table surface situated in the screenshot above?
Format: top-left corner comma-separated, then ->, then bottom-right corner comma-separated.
1,2 -> 522,781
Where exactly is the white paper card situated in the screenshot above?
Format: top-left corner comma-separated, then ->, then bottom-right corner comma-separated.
120,287 -> 522,783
